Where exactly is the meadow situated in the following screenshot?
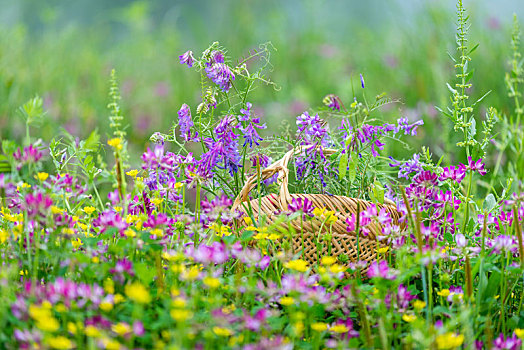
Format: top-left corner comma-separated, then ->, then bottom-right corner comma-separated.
0,0 -> 523,349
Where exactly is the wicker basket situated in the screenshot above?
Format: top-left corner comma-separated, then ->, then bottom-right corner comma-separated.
231,147 -> 403,273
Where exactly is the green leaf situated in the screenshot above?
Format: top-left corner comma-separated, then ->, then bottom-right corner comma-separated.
483,194 -> 496,212
135,262 -> 156,285
472,90 -> 492,107
348,151 -> 357,182
372,180 -> 385,204
468,43 -> 480,55
338,152 -> 348,179
469,117 -> 476,137
446,83 -> 457,95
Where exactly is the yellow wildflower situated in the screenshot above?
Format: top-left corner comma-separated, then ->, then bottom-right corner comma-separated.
67,322 -> 77,335
107,138 -> 123,150
151,228 -> 163,238
378,246 -> 389,254
125,282 -> 151,304
114,294 -> 125,304
515,329 -> 524,339
55,303 -> 67,313
85,325 -> 101,338
253,232 -> 268,240
104,279 -> 114,294
113,206 -> 122,212
100,302 -> 113,312
0,229 -> 8,243
91,256 -> 100,263
47,336 -> 73,349
181,266 -> 200,281
170,309 -> 192,322
51,206 -> 64,215
203,277 -> 220,289
413,300 -> 426,310
311,322 -> 328,332
102,338 -> 121,350
284,259 -> 309,272
62,227 -> 75,235
321,256 -> 336,266
112,322 -> 131,336
437,289 -> 450,297
325,211 -> 338,224
280,296 -> 295,306
312,207 -> 326,217
124,229 -> 136,238
330,324 -> 349,333
151,198 -> 163,206
35,172 -> 49,181
126,169 -> 139,177
329,264 -> 346,274
402,314 -> 417,323
436,332 -> 464,349
71,238 -> 83,249
244,217 -> 253,225
37,317 -> 60,332
213,327 -> 233,337
83,206 -> 96,215
172,297 -> 186,308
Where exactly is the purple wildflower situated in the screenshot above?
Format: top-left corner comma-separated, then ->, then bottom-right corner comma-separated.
287,197 -> 314,218
179,50 -> 195,68
389,154 -> 423,179
205,63 -> 235,92
396,117 -> 424,136
360,73 -> 365,89
177,104 -> 199,142
492,333 -> 521,350
439,164 -> 467,183
467,156 -> 487,176
367,260 -> 397,280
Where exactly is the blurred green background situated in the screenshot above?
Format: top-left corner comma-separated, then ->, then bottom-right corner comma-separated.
0,0 -> 522,165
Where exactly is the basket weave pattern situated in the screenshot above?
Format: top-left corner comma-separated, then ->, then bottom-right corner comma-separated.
231,148 -> 403,272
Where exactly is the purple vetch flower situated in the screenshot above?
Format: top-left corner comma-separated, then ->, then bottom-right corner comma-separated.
367,260 -> 397,280
413,170 -> 438,187
389,154 -> 423,179
396,284 -> 416,312
395,117 -> 424,136
287,197 -> 314,218
491,235 -> 517,254
239,102 -> 252,122
13,144 -> 44,170
467,156 -> 487,176
187,242 -> 229,265
439,164 -> 467,183
200,115 -> 241,176
345,214 -> 356,232
492,333 -> 521,350
256,255 -> 271,270
133,321 -> 145,336
296,112 -> 328,145
23,192 -> 52,219
238,112 -> 266,148
360,73 -> 365,89
244,309 -> 270,332
250,153 -> 271,168
177,104 -> 199,142
324,94 -> 342,111
179,50 -> 195,68
205,62 -> 235,92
